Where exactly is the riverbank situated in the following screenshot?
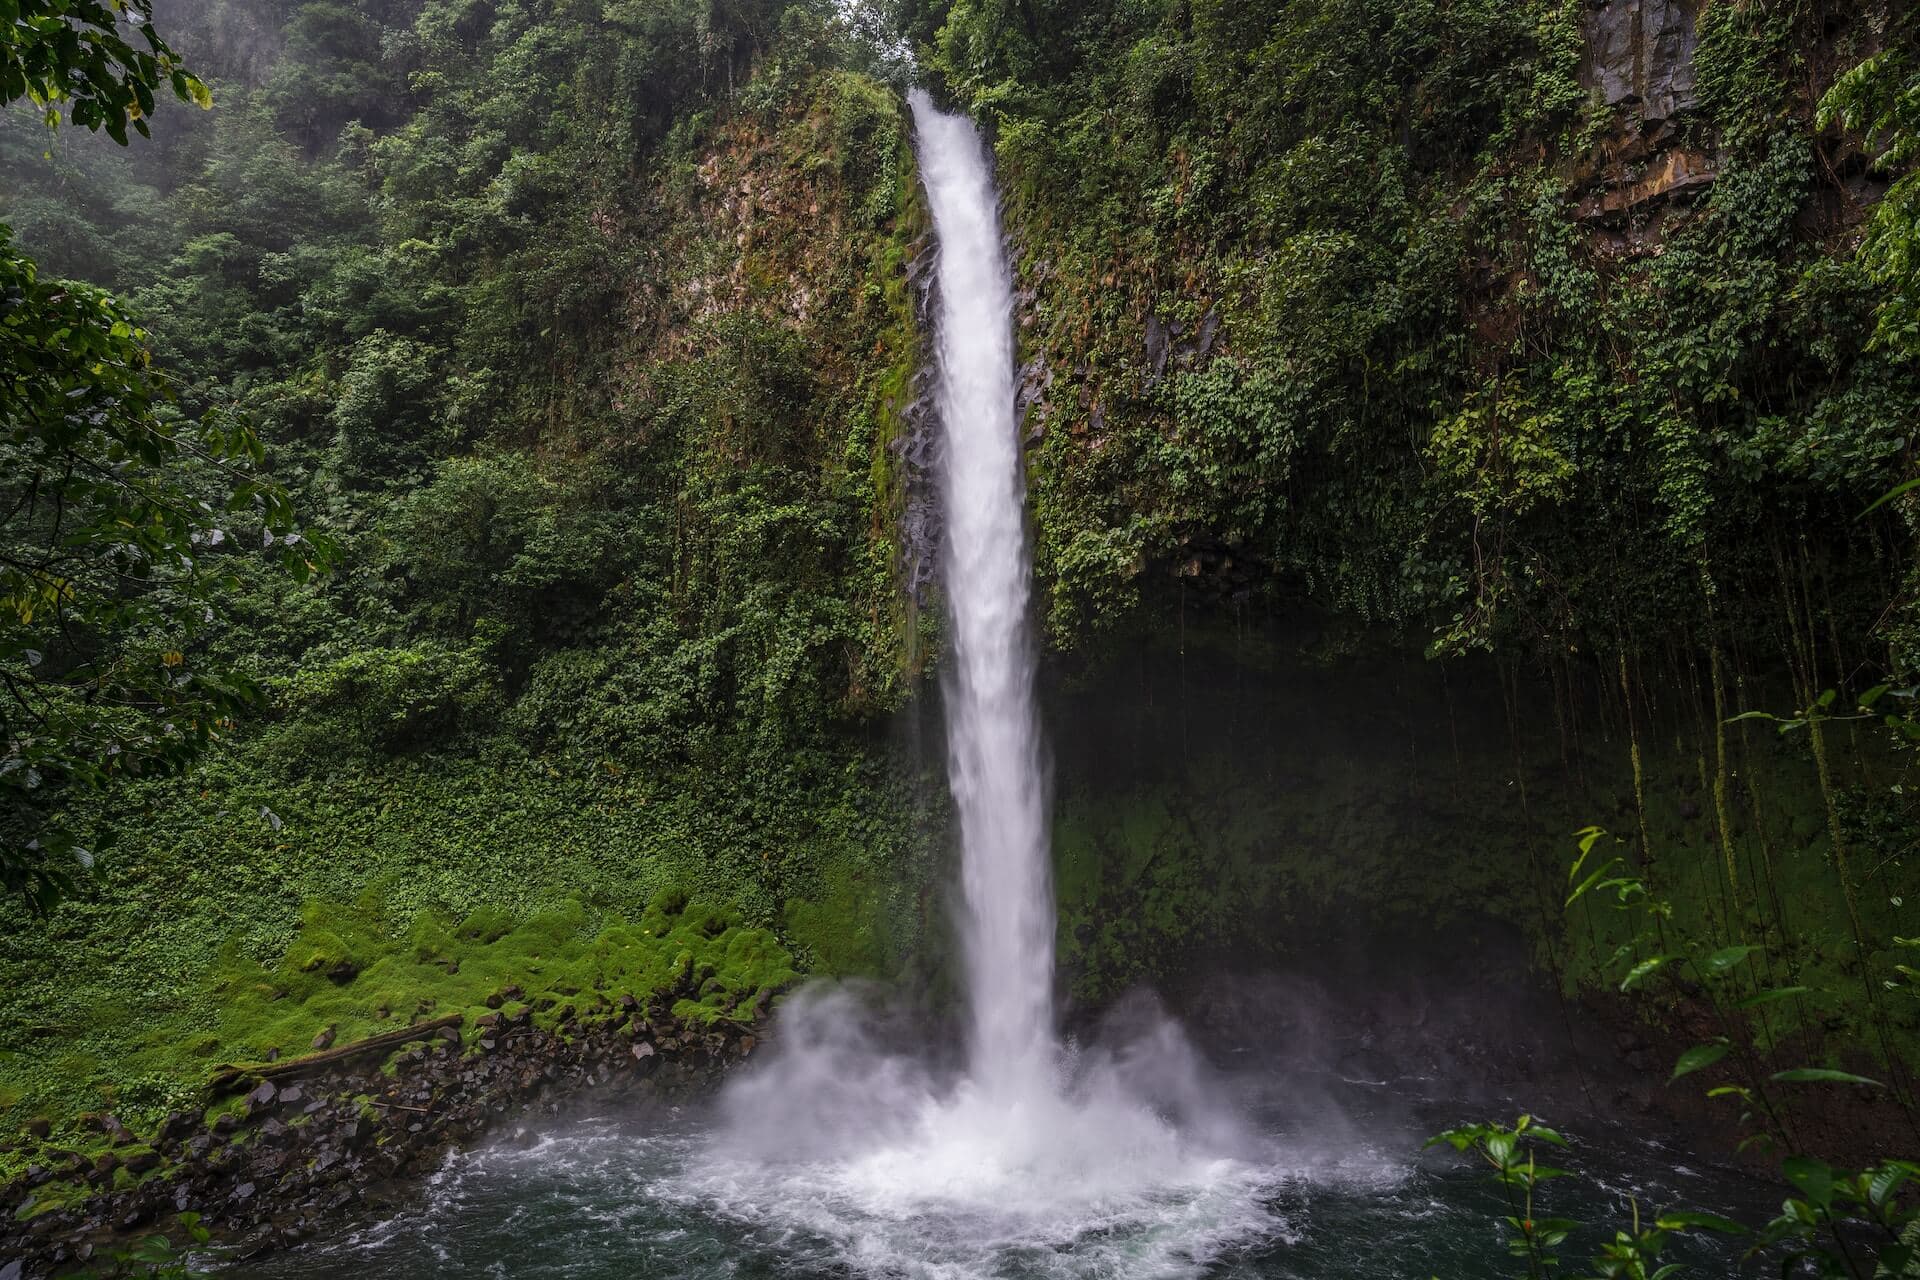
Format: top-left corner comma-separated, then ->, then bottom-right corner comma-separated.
1,996 -> 761,1276
0,886 -> 796,1276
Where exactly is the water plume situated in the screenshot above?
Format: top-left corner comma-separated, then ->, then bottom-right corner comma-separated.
913,81 -> 1058,1106
691,88 -> 1303,1276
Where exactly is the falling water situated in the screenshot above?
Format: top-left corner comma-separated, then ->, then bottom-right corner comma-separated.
225,94 -> 1765,1280
666,88 -> 1337,1277
911,87 -> 1056,1099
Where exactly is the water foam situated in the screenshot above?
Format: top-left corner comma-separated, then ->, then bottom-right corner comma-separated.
678,92 -> 1317,1274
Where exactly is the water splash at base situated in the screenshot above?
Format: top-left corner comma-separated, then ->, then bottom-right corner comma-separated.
695,89 -> 1302,1276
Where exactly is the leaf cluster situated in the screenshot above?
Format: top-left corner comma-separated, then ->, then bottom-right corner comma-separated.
0,0 -> 211,142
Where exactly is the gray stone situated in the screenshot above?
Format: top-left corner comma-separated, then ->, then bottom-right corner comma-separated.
1581,0 -> 1701,123
1145,312 -> 1171,381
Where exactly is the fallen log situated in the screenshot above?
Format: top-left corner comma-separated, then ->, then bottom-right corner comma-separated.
206,1013 -> 465,1095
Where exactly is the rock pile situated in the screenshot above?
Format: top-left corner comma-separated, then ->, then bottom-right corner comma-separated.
1,1000 -> 762,1277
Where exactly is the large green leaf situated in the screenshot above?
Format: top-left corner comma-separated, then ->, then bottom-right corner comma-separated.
1782,1156 -> 1836,1211
1670,1040 -> 1730,1081
1621,953 -> 1683,991
1863,476 -> 1920,515
1867,1162 -> 1916,1208
1771,1068 -> 1883,1088
1701,945 -> 1762,976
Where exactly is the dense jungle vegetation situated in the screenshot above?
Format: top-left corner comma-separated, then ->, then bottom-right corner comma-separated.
2,0 -> 1919,1269
1,0 -> 944,1135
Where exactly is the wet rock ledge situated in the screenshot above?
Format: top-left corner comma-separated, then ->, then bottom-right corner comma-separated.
1,994 -> 761,1277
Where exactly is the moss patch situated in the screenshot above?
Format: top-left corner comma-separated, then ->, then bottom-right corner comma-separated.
0,888 -> 795,1171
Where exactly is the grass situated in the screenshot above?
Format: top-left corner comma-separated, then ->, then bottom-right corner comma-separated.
0,741 -> 929,1162
0,885 -> 796,1186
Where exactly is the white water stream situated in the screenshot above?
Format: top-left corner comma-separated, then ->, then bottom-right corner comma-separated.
914,86 -> 1056,1103
661,91 -> 1402,1278
682,91 -> 1304,1276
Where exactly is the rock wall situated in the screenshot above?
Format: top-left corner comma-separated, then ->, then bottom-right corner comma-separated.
1571,0 -> 1718,242
1581,0 -> 1702,124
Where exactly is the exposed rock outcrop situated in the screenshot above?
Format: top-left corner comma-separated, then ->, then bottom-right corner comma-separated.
1572,0 -> 1716,242
1580,0 -> 1703,126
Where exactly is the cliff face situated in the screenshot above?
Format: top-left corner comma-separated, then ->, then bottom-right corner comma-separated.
0,0 -> 1912,1159
982,0 -> 1908,673
1569,0 -> 1893,245
905,0 -> 1918,1089
0,33 -> 947,1149
1575,0 -> 1715,225
1582,0 -> 1702,124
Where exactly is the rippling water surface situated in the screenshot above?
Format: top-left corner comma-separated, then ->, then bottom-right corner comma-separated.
237,1076 -> 1764,1280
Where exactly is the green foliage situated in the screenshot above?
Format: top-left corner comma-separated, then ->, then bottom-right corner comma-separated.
0,860 -> 803,1141
1429,1114 -> 1754,1279
0,0 -> 327,910
907,0 -> 1915,679
0,0 -> 947,1151
0,0 -> 210,143
270,633 -> 502,756
1426,1115 -> 1577,1275
0,224 -> 325,910
0,882 -> 800,1189
90,1211 -> 211,1278
1565,818 -> 1916,1118
1820,17 -> 1920,355
205,887 -> 799,1059
2,1 -> 1914,1243
1441,798 -> 1920,1279
0,723 -> 935,1138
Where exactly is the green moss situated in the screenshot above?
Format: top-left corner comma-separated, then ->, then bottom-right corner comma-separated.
784,863 -> 896,978
201,1095 -> 246,1128
13,1179 -> 89,1221
454,905 -> 516,945
0,888 -> 797,1138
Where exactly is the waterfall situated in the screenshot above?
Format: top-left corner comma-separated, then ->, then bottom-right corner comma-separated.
696,90 -> 1281,1276
909,88 -> 1056,1099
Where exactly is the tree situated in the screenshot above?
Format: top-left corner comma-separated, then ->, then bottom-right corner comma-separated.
1,1 -> 323,909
